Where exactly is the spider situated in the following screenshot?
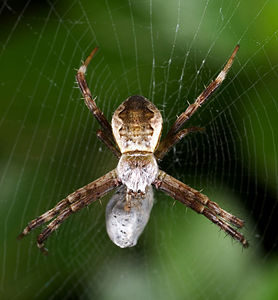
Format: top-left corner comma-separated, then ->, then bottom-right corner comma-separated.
18,45 -> 248,254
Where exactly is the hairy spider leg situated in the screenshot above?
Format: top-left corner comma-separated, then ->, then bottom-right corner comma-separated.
18,170 -> 121,253
156,45 -> 239,159
153,170 -> 248,248
76,47 -> 116,144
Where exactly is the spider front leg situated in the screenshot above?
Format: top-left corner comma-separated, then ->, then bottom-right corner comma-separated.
76,47 -> 114,141
18,169 -> 121,254
153,170 -> 248,248
159,45 -> 239,157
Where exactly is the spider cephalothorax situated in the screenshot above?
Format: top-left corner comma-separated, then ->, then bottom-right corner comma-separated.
18,45 -> 248,253
112,95 -> 163,153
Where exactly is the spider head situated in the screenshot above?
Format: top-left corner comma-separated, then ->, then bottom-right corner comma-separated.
111,95 -> 163,154
116,153 -> 158,193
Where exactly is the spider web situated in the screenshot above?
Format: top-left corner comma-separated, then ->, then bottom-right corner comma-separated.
1,0 -> 278,299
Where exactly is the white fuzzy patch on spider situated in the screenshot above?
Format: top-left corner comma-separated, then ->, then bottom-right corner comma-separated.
106,186 -> 154,248
116,154 -> 158,193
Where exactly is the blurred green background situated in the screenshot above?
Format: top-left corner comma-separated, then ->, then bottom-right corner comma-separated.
1,0 -> 278,299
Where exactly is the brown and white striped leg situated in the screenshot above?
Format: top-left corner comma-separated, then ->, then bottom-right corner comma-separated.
37,170 -> 121,254
153,170 -> 248,247
18,170 -> 121,245
161,45 -> 239,147
76,47 -> 114,140
18,194 -> 81,239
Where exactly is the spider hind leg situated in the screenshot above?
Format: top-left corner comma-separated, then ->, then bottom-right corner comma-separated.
153,170 -> 248,248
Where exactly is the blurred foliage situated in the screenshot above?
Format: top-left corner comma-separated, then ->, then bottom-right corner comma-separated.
1,0 -> 278,299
